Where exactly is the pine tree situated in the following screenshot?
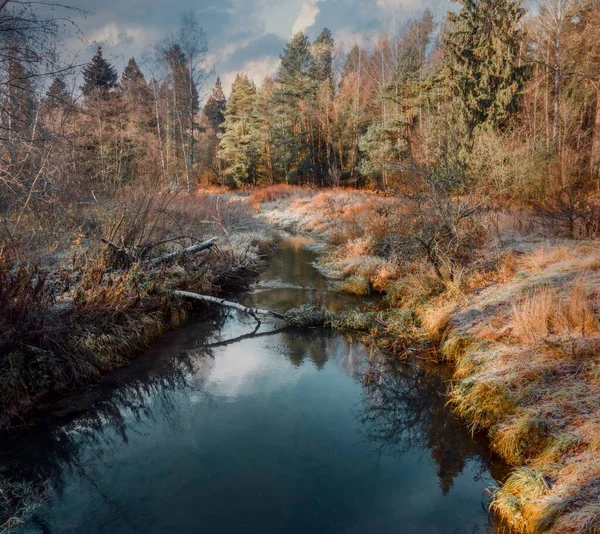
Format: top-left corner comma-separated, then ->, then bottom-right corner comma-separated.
81,46 -> 118,96
203,77 -> 227,132
444,0 -> 527,132
272,32 -> 314,183
218,74 -> 260,186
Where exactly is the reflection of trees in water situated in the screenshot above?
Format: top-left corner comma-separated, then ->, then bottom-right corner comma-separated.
0,316 -> 503,529
358,356 -> 496,497
0,314 -> 226,507
263,327 -> 497,500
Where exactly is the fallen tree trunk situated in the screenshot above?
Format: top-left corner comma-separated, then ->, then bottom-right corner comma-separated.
149,238 -> 218,267
174,290 -> 285,322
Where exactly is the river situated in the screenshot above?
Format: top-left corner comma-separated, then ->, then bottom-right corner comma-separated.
2,235 -> 508,533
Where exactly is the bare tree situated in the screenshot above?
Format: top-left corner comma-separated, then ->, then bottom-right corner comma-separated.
154,11 -> 210,194
537,0 -> 579,155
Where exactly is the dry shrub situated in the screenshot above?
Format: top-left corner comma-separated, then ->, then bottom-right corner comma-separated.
511,279 -> 599,343
249,184 -> 303,207
0,254 -> 53,329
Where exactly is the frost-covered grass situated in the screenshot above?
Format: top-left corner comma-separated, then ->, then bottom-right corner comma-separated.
259,189 -> 600,533
260,188 -> 406,295
437,243 -> 600,534
0,193 -> 275,427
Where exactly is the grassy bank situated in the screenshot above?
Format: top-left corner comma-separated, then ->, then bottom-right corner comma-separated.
257,186 -> 600,534
1,191 -> 275,530
0,192 -> 274,427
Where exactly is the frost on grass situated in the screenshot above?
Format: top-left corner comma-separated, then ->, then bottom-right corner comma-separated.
441,244 -> 600,534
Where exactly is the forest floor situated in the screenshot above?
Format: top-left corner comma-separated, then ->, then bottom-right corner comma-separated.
256,185 -> 600,534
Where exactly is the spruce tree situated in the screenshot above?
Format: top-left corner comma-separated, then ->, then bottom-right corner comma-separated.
218,74 -> 260,186
81,46 -> 118,96
46,76 -> 71,111
203,77 -> 227,132
121,57 -> 145,92
444,0 -> 526,132
6,59 -> 35,135
47,77 -> 70,104
310,28 -> 334,86
272,32 -> 314,183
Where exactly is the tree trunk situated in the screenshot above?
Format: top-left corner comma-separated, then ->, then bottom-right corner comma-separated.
552,29 -> 561,156
174,290 -> 285,322
591,82 -> 600,184
188,61 -> 195,195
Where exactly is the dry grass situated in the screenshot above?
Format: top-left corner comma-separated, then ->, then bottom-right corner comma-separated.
436,242 -> 600,534
249,184 -> 307,207
260,189 -> 407,296
511,279 -> 599,343
260,191 -> 600,533
0,192 -> 274,427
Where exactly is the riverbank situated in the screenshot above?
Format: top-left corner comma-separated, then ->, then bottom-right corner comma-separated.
0,229 -> 509,534
256,186 -> 600,534
0,192 -> 275,429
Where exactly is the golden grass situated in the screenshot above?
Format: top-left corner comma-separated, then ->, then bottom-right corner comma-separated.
441,245 -> 600,534
511,279 -> 599,343
249,184 -> 303,207
263,193 -> 600,533
524,245 -> 570,271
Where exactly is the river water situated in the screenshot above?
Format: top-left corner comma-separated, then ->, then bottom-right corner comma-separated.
3,235 -> 508,534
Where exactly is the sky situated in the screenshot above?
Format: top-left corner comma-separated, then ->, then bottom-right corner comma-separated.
65,0 -> 452,95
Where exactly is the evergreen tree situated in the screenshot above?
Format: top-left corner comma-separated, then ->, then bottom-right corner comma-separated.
203,77 -> 227,132
272,32 -> 314,183
277,32 -> 313,95
218,74 -> 260,186
46,77 -> 70,107
81,46 -> 118,96
444,0 -> 527,132
310,28 -> 335,86
4,59 -> 35,136
121,57 -> 145,92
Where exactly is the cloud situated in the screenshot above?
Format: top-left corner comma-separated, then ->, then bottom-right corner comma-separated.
292,0 -> 323,35
220,56 -> 281,95
61,0 -> 451,98
88,23 -> 156,48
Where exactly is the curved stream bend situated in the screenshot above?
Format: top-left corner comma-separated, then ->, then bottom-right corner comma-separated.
3,235 -> 507,534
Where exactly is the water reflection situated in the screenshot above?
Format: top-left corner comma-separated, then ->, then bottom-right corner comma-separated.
0,236 -> 507,533
358,357 -> 507,497
0,316 -> 504,533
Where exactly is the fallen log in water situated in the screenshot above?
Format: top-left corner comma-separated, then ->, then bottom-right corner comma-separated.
174,290 -> 285,322
149,238 -> 218,267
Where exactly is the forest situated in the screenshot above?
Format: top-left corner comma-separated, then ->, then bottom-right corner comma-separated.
1,0 -> 600,533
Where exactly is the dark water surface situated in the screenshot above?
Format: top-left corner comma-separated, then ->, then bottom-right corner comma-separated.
4,236 -> 507,534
